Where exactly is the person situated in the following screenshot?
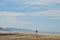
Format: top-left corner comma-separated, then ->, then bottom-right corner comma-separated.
36,30 -> 38,34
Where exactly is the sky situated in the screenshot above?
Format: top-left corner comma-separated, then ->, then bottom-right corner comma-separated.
0,0 -> 60,32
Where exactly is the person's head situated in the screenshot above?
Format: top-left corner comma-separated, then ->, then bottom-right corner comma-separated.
36,30 -> 38,33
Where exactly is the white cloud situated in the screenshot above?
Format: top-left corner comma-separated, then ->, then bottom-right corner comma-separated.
29,10 -> 60,16
0,16 -> 32,28
0,11 -> 32,28
1,0 -> 60,5
12,0 -> 60,5
0,12 -> 26,16
0,0 -> 59,11
48,17 -> 60,20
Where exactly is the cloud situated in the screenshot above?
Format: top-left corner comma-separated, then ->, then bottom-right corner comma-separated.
29,10 -> 60,16
0,11 -> 26,16
1,0 -> 60,5
0,0 -> 59,13
13,0 -> 60,5
0,17 -> 32,28
0,11 -> 33,28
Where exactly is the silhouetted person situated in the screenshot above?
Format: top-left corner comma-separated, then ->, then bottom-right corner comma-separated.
36,30 -> 38,34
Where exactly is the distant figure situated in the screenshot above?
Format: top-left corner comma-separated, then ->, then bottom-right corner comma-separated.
36,30 -> 38,34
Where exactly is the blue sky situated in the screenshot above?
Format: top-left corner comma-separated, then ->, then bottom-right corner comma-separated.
0,0 -> 60,32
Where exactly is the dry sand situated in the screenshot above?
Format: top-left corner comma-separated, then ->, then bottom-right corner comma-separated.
0,33 -> 60,40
